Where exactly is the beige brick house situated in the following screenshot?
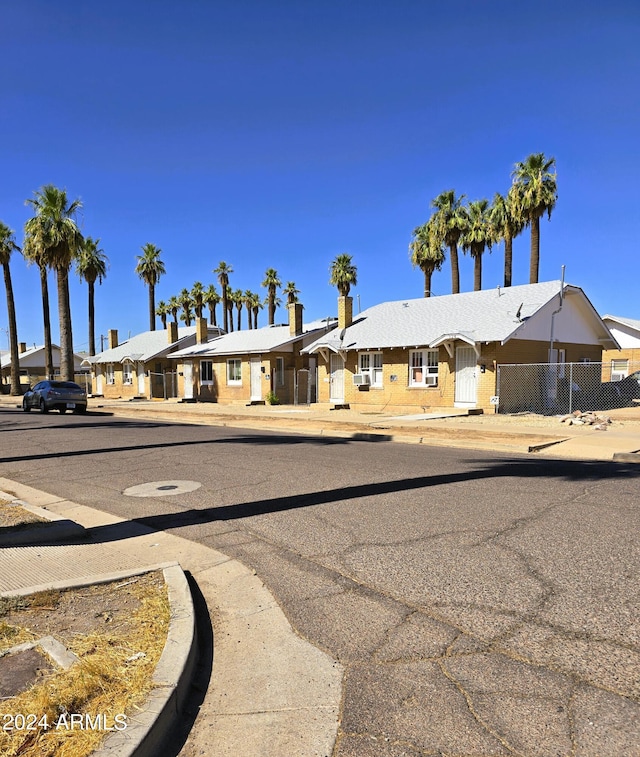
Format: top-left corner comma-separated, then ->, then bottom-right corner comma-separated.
1,343 -> 86,391
601,315 -> 640,381
85,320 -> 223,399
302,281 -> 618,413
171,304 -> 336,404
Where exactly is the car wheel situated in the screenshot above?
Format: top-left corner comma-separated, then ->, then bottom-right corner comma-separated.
22,398 -> 31,412
39,398 -> 48,414
59,407 -> 67,413
74,406 -> 87,414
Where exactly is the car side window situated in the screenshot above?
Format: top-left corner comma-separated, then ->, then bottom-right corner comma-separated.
33,382 -> 43,390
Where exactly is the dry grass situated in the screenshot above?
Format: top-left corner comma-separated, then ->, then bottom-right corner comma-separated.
0,499 -> 49,529
0,575 -> 170,757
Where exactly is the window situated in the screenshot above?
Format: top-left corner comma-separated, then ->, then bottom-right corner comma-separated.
200,360 -> 213,384
358,352 -> 383,387
123,363 -> 133,385
409,350 -> 438,386
106,364 -> 115,385
227,359 -> 241,385
611,359 -> 629,382
276,357 -> 285,387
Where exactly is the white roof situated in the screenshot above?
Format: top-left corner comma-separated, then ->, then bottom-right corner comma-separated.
602,314 -> 640,334
87,327 -> 215,364
303,281 -> 614,353
171,318 -> 336,359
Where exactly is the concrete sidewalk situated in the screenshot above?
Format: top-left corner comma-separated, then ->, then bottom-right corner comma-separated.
85,396 -> 640,461
0,479 -> 343,757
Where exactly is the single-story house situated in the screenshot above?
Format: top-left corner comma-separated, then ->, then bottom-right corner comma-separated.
171,304 -> 336,404
301,281 -> 619,413
601,315 -> 640,381
84,320 -> 223,399
1,343 -> 87,391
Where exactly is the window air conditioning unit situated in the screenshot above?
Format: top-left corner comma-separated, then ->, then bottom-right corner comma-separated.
353,374 -> 370,386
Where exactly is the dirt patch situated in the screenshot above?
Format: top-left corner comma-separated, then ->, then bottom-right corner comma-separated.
0,572 -> 170,757
0,499 -> 49,530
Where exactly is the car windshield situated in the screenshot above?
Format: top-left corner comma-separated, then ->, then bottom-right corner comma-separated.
50,382 -> 83,391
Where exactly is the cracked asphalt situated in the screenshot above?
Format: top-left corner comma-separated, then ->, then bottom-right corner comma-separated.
1,406 -> 639,756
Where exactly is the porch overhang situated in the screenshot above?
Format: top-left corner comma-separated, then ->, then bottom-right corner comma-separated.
429,332 -> 480,359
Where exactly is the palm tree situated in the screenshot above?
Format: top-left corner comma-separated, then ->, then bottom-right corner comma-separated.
191,281 -> 205,318
203,284 -> 220,327
168,295 -> 180,323
22,222 -> 53,379
244,290 -> 254,329
178,288 -> 193,326
250,292 -> 263,329
225,285 -> 234,332
283,281 -> 300,304
0,223 -> 21,395
213,261 -> 233,332
261,268 -> 282,325
76,236 -> 108,356
232,288 -> 244,331
430,190 -> 468,295
135,243 -> 165,331
491,192 -> 524,288
510,153 -> 557,284
409,220 -> 445,297
156,300 -> 169,329
25,185 -> 83,380
461,199 -> 494,291
329,253 -> 357,296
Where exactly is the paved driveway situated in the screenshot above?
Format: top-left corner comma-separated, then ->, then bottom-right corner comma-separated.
1,408 -> 640,756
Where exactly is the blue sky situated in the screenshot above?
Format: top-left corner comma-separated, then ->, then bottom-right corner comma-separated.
1,1 -> 639,353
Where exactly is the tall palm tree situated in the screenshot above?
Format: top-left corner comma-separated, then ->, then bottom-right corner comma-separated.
191,281 -> 205,318
261,268 -> 282,325
25,185 -> 83,380
156,300 -> 169,329
22,228 -> 53,379
250,292 -> 263,329
409,220 -> 445,297
491,192 -> 524,288
430,190 -> 468,295
283,281 -> 300,304
244,290 -> 254,329
135,243 -> 165,331
225,285 -> 234,332
231,288 -> 244,331
329,253 -> 357,296
76,236 -> 108,356
167,295 -> 180,323
203,284 -> 220,327
213,261 -> 233,332
178,288 -> 193,326
461,199 -> 494,291
0,223 -> 21,395
510,153 -> 557,284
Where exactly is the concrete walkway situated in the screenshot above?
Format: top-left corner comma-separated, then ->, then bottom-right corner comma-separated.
0,479 -> 342,757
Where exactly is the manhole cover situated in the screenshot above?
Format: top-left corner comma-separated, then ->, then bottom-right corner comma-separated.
123,480 -> 202,497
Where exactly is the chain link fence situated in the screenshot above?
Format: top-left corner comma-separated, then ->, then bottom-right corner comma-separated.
496,361 -> 640,415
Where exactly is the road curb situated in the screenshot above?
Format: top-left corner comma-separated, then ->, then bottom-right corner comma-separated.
0,492 -> 85,546
612,451 -> 640,463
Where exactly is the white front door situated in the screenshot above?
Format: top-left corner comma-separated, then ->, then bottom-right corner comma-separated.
183,361 -> 194,399
330,354 -> 345,403
96,368 -> 103,395
250,356 -> 262,401
454,346 -> 477,406
137,363 -> 146,395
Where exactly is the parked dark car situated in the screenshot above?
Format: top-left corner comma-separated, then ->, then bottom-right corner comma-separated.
598,370 -> 640,409
22,380 -> 88,414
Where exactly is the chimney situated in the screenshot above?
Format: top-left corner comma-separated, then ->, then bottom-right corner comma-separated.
19,342 -> 27,354
196,317 -> 208,344
108,329 -> 118,349
288,303 -> 303,337
338,296 -> 353,330
167,321 -> 178,344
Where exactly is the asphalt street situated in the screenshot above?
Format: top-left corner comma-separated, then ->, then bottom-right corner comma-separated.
2,405 -> 640,756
